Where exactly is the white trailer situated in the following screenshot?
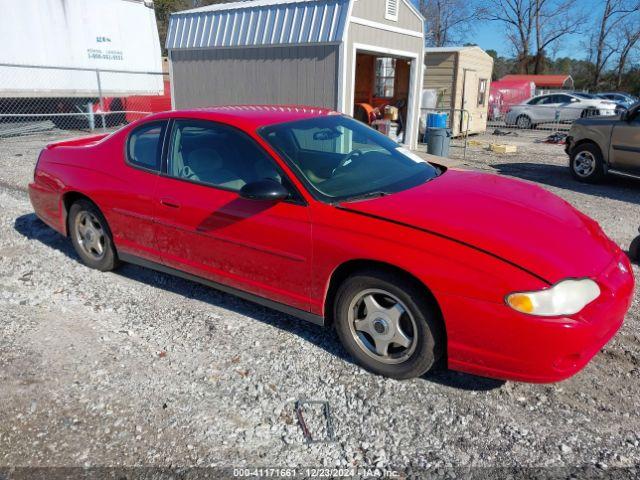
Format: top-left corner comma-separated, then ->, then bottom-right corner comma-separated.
0,0 -> 164,127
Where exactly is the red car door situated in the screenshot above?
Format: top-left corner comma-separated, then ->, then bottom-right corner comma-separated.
152,119 -> 313,311
109,120 -> 168,262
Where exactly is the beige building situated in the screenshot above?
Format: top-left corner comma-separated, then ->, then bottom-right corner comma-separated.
423,46 -> 494,136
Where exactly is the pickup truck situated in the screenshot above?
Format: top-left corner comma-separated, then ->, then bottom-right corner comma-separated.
566,102 -> 640,183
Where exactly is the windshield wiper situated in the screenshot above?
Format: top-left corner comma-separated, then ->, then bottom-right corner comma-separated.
340,191 -> 389,203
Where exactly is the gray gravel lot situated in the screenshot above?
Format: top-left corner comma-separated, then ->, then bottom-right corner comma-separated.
0,127 -> 639,475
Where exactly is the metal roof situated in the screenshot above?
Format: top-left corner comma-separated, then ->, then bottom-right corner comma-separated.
501,75 -> 574,88
424,46 -> 489,55
167,0 -> 351,50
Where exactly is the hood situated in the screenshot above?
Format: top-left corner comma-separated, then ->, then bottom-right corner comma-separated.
573,115 -> 620,127
340,170 -> 619,283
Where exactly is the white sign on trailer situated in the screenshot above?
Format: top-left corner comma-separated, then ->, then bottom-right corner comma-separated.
0,0 -> 164,98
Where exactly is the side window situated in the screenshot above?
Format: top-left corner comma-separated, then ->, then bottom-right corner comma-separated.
555,95 -> 572,104
478,79 -> 488,106
374,58 -> 396,98
167,120 -> 283,192
528,96 -> 545,105
127,122 -> 166,171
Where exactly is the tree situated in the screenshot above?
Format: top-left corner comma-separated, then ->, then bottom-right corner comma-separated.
588,0 -> 639,89
480,0 -> 584,74
418,0 -> 478,47
479,0 -> 535,73
614,23 -> 640,89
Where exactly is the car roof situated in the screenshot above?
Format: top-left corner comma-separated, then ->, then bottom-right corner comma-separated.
146,105 -> 338,130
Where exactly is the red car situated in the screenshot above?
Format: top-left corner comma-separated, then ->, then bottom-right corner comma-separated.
28,106 -> 635,382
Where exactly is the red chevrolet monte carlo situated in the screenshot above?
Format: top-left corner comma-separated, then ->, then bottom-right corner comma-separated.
29,106 -> 635,382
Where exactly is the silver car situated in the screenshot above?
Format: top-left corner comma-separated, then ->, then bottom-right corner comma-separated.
505,92 -> 618,129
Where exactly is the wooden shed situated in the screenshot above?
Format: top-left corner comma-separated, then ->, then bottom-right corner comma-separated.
423,46 -> 494,136
166,0 -> 425,148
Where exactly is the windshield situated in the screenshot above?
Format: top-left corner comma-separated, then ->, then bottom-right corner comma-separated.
260,116 -> 441,202
574,93 -> 596,99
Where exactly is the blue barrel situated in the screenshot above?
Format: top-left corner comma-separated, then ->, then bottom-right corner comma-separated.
425,128 -> 452,157
426,112 -> 448,129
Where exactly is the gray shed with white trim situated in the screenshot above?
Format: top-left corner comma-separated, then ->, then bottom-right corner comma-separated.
167,0 -> 425,148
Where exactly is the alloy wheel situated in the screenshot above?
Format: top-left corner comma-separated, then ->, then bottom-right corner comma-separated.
347,289 -> 418,365
74,211 -> 106,260
574,151 -> 596,177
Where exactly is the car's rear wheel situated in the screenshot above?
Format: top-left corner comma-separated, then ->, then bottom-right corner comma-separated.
570,143 -> 605,183
333,269 -> 443,379
69,199 -> 119,271
516,115 -> 532,129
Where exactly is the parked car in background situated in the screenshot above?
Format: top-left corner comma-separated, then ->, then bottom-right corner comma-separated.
566,102 -> 640,182
28,106 -> 635,383
597,92 -> 638,111
505,93 -> 618,129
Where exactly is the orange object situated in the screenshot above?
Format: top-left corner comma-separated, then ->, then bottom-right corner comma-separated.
354,102 -> 376,124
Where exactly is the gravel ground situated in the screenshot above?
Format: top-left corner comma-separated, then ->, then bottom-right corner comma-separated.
0,127 -> 639,477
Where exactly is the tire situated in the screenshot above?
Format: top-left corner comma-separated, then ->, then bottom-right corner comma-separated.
68,199 -> 119,271
630,236 -> 640,263
570,142 -> 606,183
333,269 -> 443,379
516,115 -> 532,129
107,99 -> 126,127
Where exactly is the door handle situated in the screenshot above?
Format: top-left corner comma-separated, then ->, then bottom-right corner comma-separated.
160,198 -> 181,209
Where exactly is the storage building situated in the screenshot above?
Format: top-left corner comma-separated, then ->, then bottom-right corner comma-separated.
423,46 -> 494,136
166,0 -> 425,148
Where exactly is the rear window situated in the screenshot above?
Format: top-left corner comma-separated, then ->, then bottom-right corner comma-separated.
127,122 -> 166,171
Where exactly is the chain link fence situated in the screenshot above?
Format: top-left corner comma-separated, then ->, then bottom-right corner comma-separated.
0,63 -> 171,138
485,104 -> 616,139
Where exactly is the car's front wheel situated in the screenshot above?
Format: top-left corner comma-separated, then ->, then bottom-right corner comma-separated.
333,269 -> 443,379
69,199 -> 120,271
570,143 -> 605,183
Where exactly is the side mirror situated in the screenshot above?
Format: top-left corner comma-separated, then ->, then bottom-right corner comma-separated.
239,179 -> 290,201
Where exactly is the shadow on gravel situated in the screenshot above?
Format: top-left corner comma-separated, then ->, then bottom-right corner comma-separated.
490,162 -> 640,206
15,213 -> 504,392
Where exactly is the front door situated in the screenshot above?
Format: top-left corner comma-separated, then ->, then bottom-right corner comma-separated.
610,109 -> 640,174
153,119 -> 313,311
461,69 -> 478,133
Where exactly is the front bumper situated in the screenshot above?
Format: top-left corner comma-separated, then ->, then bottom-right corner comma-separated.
565,136 -> 573,156
440,253 -> 635,383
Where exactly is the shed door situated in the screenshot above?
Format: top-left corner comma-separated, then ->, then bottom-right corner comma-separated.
461,69 -> 478,133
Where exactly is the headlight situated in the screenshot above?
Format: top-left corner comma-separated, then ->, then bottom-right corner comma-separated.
506,279 -> 600,317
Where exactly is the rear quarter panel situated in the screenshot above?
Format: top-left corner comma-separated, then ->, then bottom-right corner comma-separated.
29,127 -> 161,261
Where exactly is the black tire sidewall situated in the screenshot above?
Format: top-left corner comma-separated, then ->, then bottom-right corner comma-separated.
517,115 -> 532,129
69,199 -> 118,271
333,270 -> 442,380
630,236 -> 640,263
570,143 -> 605,183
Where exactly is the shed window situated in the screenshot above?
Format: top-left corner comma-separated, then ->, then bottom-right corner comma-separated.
478,79 -> 488,106
385,0 -> 399,21
375,58 -> 396,98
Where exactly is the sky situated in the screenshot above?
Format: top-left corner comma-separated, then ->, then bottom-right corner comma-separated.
410,0 -> 602,60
